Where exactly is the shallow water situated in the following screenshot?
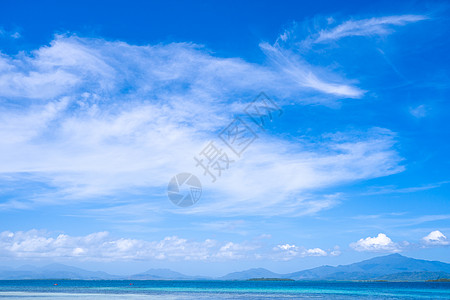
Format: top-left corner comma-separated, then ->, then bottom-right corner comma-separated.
0,280 -> 449,299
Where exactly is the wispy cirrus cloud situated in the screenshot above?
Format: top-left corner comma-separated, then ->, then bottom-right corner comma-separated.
182,129 -> 402,216
0,27 -> 21,40
363,181 -> 449,196
409,104 -> 430,118
0,34 -> 404,216
266,14 -> 427,101
307,14 -> 428,45
260,42 -> 365,98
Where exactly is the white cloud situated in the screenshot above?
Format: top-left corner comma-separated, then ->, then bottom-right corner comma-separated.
274,244 -> 329,260
0,35 -> 404,216
0,230 -> 229,261
260,42 -> 364,98
0,230 -> 329,262
422,230 -> 449,246
409,104 -> 429,118
215,242 -> 259,260
277,244 -> 297,250
364,181 -> 447,195
305,248 -> 328,256
10,32 -> 21,39
185,128 -> 403,216
329,246 -> 341,256
310,15 -> 427,44
350,233 -> 401,252
0,27 -> 21,40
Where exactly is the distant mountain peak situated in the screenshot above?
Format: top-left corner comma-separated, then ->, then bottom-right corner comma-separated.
385,253 -> 404,257
219,267 -> 280,280
1,254 -> 449,281
287,254 -> 450,281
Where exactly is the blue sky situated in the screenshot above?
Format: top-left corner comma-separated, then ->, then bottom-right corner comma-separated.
0,0 -> 449,276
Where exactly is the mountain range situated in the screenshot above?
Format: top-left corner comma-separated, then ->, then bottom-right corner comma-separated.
1,254 -> 450,281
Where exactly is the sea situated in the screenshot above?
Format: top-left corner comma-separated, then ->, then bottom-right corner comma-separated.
0,280 -> 449,299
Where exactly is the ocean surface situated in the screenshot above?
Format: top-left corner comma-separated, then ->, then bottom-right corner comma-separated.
0,280 -> 449,299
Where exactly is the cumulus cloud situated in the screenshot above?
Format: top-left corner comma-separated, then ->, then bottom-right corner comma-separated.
350,233 -> 401,252
0,230 -> 237,261
274,244 -> 330,260
305,248 -> 328,256
0,230 -> 328,262
351,231 -> 450,252
329,246 -> 341,256
422,230 -> 449,246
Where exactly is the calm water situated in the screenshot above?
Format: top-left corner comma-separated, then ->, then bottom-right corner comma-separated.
0,280 -> 449,299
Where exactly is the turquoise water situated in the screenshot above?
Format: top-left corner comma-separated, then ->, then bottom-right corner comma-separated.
0,280 -> 449,299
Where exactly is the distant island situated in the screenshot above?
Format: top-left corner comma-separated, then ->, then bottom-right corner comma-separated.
247,278 -> 294,281
426,278 -> 450,282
